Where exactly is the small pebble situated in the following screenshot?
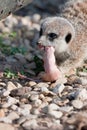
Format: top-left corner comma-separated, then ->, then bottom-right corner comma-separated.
67,75 -> 82,84
0,82 -> 6,87
76,89 -> 87,101
44,97 -> 52,102
48,103 -> 59,111
10,87 -> 31,96
22,119 -> 38,129
80,77 -> 87,85
32,14 -> 41,23
0,123 -> 15,130
58,106 -> 73,113
0,117 -> 12,123
14,53 -> 26,64
7,111 -> 19,120
16,82 -> 23,88
28,81 -> 37,87
36,82 -> 49,88
52,84 -> 66,95
7,81 -> 17,91
29,94 -> 39,101
78,71 -> 87,77
11,105 -> 18,111
20,104 -> 32,110
72,99 -> 83,109
17,107 -> 30,116
39,94 -> 45,100
17,116 -> 27,125
52,97 -> 69,106
31,108 -> 40,115
42,103 -> 59,114
0,109 -> 5,117
40,86 -> 49,93
48,110 -> 63,119
33,99 -> 42,107
3,90 -> 10,97
2,96 -> 19,108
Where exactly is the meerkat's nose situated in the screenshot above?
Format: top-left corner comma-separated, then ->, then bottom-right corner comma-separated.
37,40 -> 41,45
37,36 -> 45,45
37,39 -> 42,45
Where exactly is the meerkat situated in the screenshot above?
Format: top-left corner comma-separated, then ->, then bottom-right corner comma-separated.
37,0 -> 87,82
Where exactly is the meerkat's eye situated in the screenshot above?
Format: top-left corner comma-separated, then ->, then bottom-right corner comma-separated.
47,33 -> 58,41
65,33 -> 72,43
39,28 -> 43,36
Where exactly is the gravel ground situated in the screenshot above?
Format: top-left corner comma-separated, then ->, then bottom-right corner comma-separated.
0,1 -> 87,130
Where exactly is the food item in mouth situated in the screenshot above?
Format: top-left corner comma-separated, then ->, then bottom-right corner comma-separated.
42,46 -> 62,82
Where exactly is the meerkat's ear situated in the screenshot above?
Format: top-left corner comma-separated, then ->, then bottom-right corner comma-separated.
65,23 -> 75,44
65,33 -> 72,43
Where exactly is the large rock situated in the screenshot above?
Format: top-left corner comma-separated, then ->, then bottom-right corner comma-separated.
0,0 -> 32,20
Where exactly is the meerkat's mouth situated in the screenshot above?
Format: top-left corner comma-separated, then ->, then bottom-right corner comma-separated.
38,44 -> 45,50
38,44 -> 54,51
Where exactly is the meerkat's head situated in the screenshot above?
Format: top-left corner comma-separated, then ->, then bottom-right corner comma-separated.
38,17 -> 75,54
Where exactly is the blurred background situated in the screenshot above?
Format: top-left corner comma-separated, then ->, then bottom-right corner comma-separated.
0,0 -> 68,77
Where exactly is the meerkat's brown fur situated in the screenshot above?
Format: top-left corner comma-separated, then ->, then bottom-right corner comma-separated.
59,0 -> 87,74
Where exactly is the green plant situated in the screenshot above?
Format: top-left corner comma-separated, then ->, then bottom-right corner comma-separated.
0,41 -> 27,55
0,31 -> 27,55
76,66 -> 87,76
9,46 -> 27,55
34,55 -> 44,74
4,69 -> 17,78
9,32 -> 17,38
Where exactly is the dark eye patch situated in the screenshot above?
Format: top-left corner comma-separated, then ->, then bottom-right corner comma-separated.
47,33 -> 58,41
39,28 -> 43,36
65,33 -> 72,43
